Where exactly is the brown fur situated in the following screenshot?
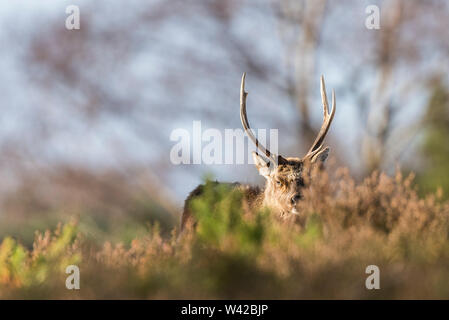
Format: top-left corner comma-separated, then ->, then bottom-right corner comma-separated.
180,149 -> 330,231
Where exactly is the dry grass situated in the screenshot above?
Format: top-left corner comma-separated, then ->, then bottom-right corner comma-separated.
1,166 -> 448,299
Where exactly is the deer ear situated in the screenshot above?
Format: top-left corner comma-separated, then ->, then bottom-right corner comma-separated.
252,152 -> 271,178
311,147 -> 330,164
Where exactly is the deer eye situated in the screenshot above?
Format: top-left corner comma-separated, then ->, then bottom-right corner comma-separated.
275,180 -> 281,186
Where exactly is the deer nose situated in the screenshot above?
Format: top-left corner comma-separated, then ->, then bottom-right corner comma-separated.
291,194 -> 301,205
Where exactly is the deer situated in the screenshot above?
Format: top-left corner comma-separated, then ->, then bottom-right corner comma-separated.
181,73 -> 336,231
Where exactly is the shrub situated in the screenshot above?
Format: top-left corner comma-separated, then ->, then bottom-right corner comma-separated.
1,167 -> 448,299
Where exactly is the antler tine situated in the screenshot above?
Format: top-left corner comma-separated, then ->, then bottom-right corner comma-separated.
321,75 -> 329,116
305,75 -> 336,157
240,73 -> 278,164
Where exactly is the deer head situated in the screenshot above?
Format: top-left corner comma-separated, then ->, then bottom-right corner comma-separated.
240,73 -> 336,215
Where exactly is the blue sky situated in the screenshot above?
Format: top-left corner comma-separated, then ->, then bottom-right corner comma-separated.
0,1 -> 446,203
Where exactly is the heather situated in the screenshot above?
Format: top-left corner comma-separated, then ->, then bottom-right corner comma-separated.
1,166 -> 448,299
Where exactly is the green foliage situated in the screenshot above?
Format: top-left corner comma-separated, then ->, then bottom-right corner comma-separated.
416,79 -> 449,199
190,180 -> 266,255
0,223 -> 80,292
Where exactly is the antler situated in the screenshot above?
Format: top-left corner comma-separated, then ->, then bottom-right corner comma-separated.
304,75 -> 336,159
240,73 -> 279,164
240,73 -> 335,164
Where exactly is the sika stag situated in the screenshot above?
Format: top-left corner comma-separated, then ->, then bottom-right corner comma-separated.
181,73 -> 336,230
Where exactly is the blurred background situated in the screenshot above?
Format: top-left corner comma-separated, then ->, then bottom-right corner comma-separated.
0,0 -> 448,244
